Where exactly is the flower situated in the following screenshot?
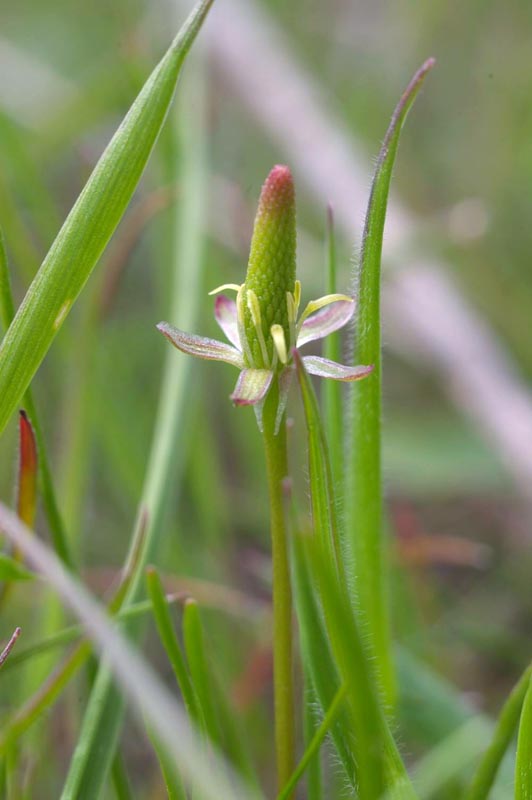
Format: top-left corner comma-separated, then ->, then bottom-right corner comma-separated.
158,165 -> 373,432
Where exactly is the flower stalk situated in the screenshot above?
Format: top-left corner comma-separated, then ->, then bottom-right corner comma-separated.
261,384 -> 295,794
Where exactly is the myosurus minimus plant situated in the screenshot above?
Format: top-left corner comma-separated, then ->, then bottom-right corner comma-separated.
0,1 -> 529,798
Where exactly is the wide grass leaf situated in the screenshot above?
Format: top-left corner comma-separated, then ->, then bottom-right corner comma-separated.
0,0 -> 214,436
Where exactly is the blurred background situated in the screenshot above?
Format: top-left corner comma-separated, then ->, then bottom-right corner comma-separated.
0,0 -> 530,795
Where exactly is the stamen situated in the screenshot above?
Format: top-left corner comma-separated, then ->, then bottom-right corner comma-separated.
247,290 -> 270,366
236,286 -> 254,365
294,280 -> 302,316
286,292 -> 297,349
296,293 -> 353,337
271,324 -> 288,364
208,283 -> 242,296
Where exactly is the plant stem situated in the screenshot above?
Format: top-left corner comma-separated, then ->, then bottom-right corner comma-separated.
261,385 -> 295,796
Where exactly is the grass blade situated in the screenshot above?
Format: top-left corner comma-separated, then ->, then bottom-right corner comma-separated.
276,683 -> 347,800
464,662 -> 531,800
0,231 -> 72,565
146,566 -> 202,725
0,502 -> 261,800
294,352 -> 416,799
0,230 -> 15,331
515,673 -> 532,800
322,207 -> 342,485
345,58 -> 435,704
291,531 -> 356,786
59,49 -> 210,797
182,598 -> 259,788
0,0 -> 214,436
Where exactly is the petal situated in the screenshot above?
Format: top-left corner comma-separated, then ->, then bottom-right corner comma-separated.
302,356 -> 373,382
230,368 -> 273,406
157,322 -> 244,368
275,366 -> 294,433
297,299 -> 355,347
214,295 -> 241,349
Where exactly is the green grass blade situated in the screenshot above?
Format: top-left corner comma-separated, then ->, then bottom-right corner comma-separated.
182,599 -> 219,745
291,532 -> 356,786
322,207 -> 342,485
302,668 -> 322,800
146,566 -> 202,725
0,230 -> 15,330
181,598 -> 259,788
294,352 -> 416,799
345,58 -> 435,705
59,50 -> 210,798
0,596 -> 182,673
0,503 -> 261,800
276,683 -> 347,800
464,663 -> 531,800
293,349 -> 343,576
0,0 -> 214,437
515,673 -> 532,800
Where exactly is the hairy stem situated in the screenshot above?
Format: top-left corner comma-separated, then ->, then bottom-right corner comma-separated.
262,385 -> 295,795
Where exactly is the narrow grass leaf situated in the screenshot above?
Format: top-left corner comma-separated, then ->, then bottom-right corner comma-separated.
515,673 -> 532,800
0,0 -> 215,436
182,599 -> 260,788
345,58 -> 435,705
322,206 -> 342,485
60,52 -> 211,798
302,667 -> 322,800
146,566 -> 202,725
0,502 -> 262,800
0,229 -> 15,332
276,683 -> 347,800
291,532 -> 356,786
464,662 -> 531,800
293,349 -> 343,576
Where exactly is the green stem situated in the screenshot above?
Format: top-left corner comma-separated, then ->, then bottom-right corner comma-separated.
261,386 -> 295,796
464,662 -> 532,800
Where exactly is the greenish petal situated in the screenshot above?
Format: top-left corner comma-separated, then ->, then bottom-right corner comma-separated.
230,368 -> 273,406
157,322 -> 244,368
303,356 -> 373,382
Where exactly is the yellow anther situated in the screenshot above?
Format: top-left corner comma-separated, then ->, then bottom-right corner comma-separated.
247,290 -> 270,366
271,324 -> 288,364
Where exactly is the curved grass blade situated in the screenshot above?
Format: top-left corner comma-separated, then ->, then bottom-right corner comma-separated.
464,662 -> 531,800
345,58 -> 435,705
59,51 -> 211,798
0,0 -> 215,436
0,502 -> 262,800
515,673 -> 532,800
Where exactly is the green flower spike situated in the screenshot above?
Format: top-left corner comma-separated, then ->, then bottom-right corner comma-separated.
158,165 -> 373,432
